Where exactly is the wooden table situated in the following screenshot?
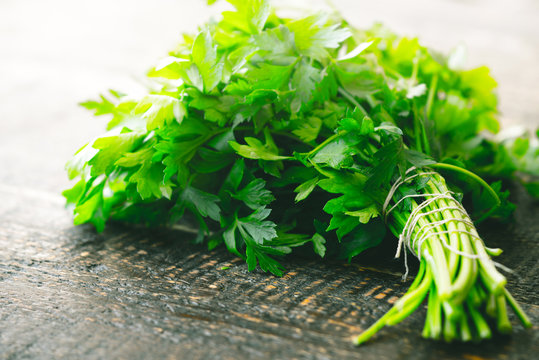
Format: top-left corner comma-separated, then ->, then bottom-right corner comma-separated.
1,1 -> 537,359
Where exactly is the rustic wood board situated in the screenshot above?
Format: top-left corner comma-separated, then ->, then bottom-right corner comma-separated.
0,0 -> 538,359
0,180 -> 538,360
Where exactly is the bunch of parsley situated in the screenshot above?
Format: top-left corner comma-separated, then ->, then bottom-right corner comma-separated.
65,0 -> 537,344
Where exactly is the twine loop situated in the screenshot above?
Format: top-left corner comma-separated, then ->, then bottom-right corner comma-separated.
383,167 -> 509,281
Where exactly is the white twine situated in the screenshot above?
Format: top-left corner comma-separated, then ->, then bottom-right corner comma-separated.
383,168 -> 510,281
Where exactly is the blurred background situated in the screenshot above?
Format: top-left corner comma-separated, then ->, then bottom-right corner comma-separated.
0,0 -> 538,195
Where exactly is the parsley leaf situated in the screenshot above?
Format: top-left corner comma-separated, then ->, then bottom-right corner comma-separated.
191,30 -> 223,93
231,178 -> 275,209
229,137 -> 290,160
288,13 -> 351,62
179,185 -> 221,221
66,0 -> 532,286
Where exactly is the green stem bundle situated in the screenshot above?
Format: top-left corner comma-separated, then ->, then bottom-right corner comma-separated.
355,171 -> 531,345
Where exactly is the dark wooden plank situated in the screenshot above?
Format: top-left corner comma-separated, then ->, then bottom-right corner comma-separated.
0,184 -> 537,360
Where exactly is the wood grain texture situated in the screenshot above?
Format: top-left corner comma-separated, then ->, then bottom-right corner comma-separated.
1,183 -> 537,360
0,1 -> 538,359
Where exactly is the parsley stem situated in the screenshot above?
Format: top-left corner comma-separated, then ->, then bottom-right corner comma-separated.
386,294 -> 425,326
503,288 -> 532,328
355,266 -> 432,345
475,248 -> 507,296
337,87 -> 368,117
459,315 -> 472,341
308,158 -> 334,178
307,131 -> 344,157
354,308 -> 397,345
426,74 -> 438,120
412,102 -> 431,155
408,259 -> 427,291
430,162 -> 501,223
443,314 -> 458,342
410,200 -> 452,300
358,168 -> 530,344
413,110 -> 423,153
466,299 -> 492,339
496,294 -> 512,333
425,283 -> 442,339
426,175 -> 477,303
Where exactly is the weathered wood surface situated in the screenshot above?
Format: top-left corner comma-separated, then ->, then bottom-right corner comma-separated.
1,1 -> 538,359
1,184 -> 538,359
1,182 -> 538,359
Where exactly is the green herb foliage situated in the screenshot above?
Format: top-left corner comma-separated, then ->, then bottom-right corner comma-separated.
65,0 -> 537,344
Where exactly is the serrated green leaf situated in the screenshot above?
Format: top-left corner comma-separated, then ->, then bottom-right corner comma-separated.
134,95 -> 186,131
287,13 -> 351,62
73,191 -> 105,231
311,138 -> 352,169
345,203 -> 379,224
66,143 -> 98,180
222,220 -> 242,257
245,240 -> 286,276
71,181 -> 107,232
225,0 -> 271,34
403,149 -> 436,168
245,243 -> 258,271
292,116 -> 322,143
237,208 -> 278,245
317,171 -> 367,194
155,136 -> 207,180
115,146 -> 154,167
249,62 -> 295,91
192,29 -> 223,92
80,94 -> 116,116
294,177 -> 319,202
181,186 -> 221,221
193,147 -> 235,173
128,162 -> 172,200
339,220 -> 385,261
89,131 -> 145,176
231,178 -> 275,209
312,65 -> 338,103
253,25 -> 295,56
290,59 -> 321,113
229,137 -> 290,160
365,139 -> 402,189
222,159 -> 245,193
339,115 -> 374,135
311,233 -> 326,257
147,56 -> 189,79
63,178 -> 86,205
327,213 -> 359,240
